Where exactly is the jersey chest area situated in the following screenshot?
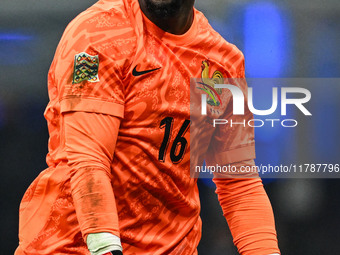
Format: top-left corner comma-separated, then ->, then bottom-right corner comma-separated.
116,39 -> 232,164
125,66 -> 190,120
122,42 -> 228,121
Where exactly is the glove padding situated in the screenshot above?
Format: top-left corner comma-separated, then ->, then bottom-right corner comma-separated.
87,232 -> 123,255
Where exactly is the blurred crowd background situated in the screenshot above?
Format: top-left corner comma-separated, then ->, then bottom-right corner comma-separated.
1,0 -> 339,254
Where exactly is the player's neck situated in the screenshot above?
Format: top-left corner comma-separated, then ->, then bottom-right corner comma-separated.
138,0 -> 195,35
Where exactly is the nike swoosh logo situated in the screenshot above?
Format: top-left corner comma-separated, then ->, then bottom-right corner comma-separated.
132,65 -> 161,77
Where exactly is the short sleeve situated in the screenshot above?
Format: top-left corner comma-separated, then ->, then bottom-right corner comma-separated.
48,8 -> 135,118
57,50 -> 125,118
206,78 -> 256,165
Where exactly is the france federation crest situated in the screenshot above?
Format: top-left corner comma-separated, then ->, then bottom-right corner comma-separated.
73,52 -> 100,84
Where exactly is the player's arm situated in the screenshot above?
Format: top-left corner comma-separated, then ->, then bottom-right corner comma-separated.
48,7 -> 135,253
208,59 -> 280,253
210,100 -> 280,254
213,161 -> 280,255
64,111 -> 123,255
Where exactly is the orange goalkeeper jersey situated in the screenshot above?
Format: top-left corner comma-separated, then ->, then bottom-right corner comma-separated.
16,0 -> 279,254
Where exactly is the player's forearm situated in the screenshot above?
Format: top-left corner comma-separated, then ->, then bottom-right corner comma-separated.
64,111 -> 122,241
213,163 -> 280,255
70,166 -> 120,239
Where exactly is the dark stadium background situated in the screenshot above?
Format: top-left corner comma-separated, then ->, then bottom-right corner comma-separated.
1,0 -> 340,254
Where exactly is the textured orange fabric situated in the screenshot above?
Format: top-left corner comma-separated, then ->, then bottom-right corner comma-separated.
16,0 -> 279,254
65,112 -> 121,241
16,164 -> 90,254
213,162 -> 280,255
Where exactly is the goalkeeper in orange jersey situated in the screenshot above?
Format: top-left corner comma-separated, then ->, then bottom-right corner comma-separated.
15,0 -> 280,254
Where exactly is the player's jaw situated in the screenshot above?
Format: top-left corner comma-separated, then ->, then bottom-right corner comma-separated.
139,0 -> 195,34
142,0 -> 188,18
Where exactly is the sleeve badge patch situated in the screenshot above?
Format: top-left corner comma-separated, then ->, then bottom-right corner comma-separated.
72,52 -> 100,84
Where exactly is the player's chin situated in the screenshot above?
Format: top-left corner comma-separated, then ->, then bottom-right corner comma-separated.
145,0 -> 182,17
145,0 -> 182,8
148,0 -> 177,4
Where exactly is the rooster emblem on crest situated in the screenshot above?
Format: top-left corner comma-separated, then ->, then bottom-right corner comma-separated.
198,60 -> 224,106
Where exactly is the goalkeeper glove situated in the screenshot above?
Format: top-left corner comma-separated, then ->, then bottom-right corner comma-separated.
87,232 -> 123,255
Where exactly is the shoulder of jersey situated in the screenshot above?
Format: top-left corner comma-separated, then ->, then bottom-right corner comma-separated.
203,18 -> 245,78
195,10 -> 244,60
58,0 -> 137,58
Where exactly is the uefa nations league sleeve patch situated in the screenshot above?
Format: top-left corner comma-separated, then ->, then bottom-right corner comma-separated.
72,52 -> 100,84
